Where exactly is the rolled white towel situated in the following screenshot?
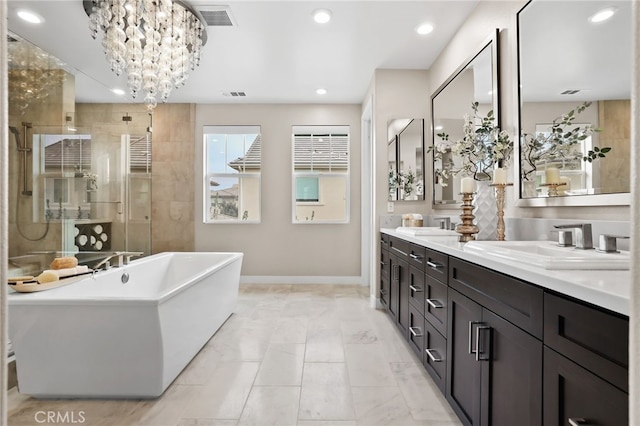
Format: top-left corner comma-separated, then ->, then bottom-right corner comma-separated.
37,265 -> 91,283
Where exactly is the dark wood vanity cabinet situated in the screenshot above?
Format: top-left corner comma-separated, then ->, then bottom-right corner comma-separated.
388,236 -> 410,335
542,292 -> 629,426
379,236 -> 390,310
446,281 -> 542,426
378,233 -> 629,426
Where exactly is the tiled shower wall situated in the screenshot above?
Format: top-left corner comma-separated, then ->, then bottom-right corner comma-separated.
151,104 -> 195,253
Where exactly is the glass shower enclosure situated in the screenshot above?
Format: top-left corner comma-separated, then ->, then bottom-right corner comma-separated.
8,114 -> 152,276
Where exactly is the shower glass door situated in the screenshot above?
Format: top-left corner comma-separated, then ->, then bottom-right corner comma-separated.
8,113 -> 151,275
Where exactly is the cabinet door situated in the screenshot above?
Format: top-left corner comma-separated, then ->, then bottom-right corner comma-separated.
380,277 -> 389,310
389,254 -> 400,320
482,310 -> 542,426
397,257 -> 410,335
407,303 -> 424,361
543,347 -> 628,426
424,276 -> 448,337
380,249 -> 390,309
446,289 -> 482,426
423,318 -> 447,393
408,265 -> 425,315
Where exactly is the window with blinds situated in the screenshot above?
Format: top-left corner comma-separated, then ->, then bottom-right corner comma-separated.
292,126 -> 349,224
203,125 -> 261,223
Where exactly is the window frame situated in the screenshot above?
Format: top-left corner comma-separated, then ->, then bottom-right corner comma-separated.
203,126 -> 262,224
291,126 -> 350,224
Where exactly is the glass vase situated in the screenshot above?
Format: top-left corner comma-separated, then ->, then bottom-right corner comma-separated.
472,180 -> 497,240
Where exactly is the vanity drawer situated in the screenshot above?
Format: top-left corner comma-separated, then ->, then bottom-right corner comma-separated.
408,243 -> 426,270
408,265 -> 425,316
380,248 -> 390,282
449,257 -> 543,339
423,318 -> 446,393
388,236 -> 410,257
408,303 -> 424,361
424,276 -> 447,337
544,292 -> 628,392
425,248 -> 448,282
380,233 -> 390,251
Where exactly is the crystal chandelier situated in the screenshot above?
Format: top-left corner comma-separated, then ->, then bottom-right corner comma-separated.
85,0 -> 207,109
8,34 -> 67,115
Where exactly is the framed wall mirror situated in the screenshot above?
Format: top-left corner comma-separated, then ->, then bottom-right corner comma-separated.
516,0 -> 631,206
430,30 -> 499,207
387,118 -> 425,201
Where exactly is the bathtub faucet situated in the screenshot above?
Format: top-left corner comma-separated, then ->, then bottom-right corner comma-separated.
93,251 -> 143,270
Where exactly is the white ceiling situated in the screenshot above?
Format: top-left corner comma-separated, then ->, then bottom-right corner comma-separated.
6,0 -> 480,106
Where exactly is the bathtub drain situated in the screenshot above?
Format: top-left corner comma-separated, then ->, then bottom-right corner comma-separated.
121,272 -> 130,284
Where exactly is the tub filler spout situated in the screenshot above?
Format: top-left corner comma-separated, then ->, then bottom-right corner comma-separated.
93,251 -> 144,270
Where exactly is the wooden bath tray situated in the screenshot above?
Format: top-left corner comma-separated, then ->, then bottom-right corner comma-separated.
8,271 -> 93,293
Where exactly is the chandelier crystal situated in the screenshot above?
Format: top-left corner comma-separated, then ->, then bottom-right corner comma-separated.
85,0 -> 207,109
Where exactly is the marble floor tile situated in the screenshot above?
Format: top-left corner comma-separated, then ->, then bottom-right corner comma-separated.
182,362 -> 259,419
344,343 -> 397,387
270,317 -> 309,343
302,362 -> 350,387
390,362 -> 459,422
298,385 -> 355,421
254,343 -> 305,386
305,328 -> 345,362
175,346 -> 223,385
237,386 -> 301,426
7,285 -> 461,426
128,384 -> 201,426
177,419 -> 239,426
340,320 -> 380,345
351,386 -> 416,426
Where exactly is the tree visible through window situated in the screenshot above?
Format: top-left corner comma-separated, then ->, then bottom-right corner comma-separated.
204,126 -> 261,223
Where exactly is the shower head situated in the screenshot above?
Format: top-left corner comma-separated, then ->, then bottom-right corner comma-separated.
9,126 -> 21,148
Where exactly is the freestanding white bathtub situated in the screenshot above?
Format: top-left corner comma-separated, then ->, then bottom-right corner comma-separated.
8,252 -> 243,398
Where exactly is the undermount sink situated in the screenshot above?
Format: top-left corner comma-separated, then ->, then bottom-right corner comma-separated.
396,227 -> 458,237
462,240 -> 630,270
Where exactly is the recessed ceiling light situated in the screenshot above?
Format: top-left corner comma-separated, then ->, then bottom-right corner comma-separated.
589,7 -> 617,23
313,9 -> 332,24
17,9 -> 44,24
316,88 -> 327,95
488,90 -> 493,95
111,88 -> 126,96
416,23 -> 434,35
435,125 -> 443,131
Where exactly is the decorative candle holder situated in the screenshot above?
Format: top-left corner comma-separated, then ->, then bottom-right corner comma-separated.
541,182 -> 566,197
455,192 -> 479,242
490,183 -> 513,241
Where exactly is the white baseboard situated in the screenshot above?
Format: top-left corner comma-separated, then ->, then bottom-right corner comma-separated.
240,276 -> 365,285
370,295 -> 383,309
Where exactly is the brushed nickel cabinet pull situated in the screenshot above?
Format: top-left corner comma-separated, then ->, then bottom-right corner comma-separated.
425,348 -> 442,362
426,299 -> 443,309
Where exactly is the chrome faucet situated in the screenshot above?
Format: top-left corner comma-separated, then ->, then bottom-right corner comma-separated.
554,224 -> 593,249
93,251 -> 143,270
434,216 -> 451,230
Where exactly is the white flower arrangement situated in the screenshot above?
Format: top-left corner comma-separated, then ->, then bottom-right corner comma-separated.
520,101 -> 610,182
429,102 -> 513,186
83,172 -> 98,189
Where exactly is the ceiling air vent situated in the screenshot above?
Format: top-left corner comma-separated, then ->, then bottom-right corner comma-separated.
198,6 -> 235,26
223,91 -> 247,97
560,89 -> 581,95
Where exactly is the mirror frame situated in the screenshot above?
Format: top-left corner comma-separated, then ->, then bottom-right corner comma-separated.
514,1 -> 630,207
387,118 -> 425,202
430,29 -> 500,208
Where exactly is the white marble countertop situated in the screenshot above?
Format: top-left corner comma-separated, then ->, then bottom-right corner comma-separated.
381,228 -> 630,317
